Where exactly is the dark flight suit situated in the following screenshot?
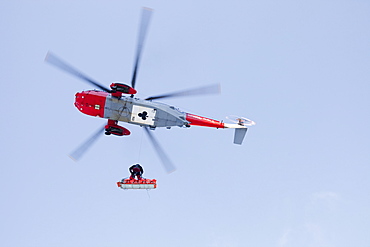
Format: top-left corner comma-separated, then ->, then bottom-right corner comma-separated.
129,164 -> 144,180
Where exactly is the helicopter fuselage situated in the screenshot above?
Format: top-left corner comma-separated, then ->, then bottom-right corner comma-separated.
74,90 -> 225,130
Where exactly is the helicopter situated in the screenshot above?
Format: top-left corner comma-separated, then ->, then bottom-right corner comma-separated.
45,7 -> 255,173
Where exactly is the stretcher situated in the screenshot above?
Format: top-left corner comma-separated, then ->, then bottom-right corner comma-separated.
117,178 -> 157,190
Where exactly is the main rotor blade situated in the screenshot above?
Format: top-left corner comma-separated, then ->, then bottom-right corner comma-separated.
144,127 -> 176,173
145,83 -> 221,101
45,52 -> 111,92
131,7 -> 153,89
69,125 -> 105,161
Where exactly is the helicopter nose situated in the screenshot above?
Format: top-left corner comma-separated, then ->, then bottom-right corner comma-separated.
74,92 -> 85,111
74,91 -> 108,118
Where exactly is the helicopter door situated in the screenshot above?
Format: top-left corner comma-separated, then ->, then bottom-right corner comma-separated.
131,105 -> 156,125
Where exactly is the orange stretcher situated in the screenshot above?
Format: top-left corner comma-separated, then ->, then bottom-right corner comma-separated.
117,178 -> 157,190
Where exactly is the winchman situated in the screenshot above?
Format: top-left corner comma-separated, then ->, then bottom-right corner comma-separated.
129,164 -> 144,180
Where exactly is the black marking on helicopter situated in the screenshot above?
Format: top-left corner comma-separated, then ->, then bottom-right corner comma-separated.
118,106 -> 130,117
138,111 -> 148,120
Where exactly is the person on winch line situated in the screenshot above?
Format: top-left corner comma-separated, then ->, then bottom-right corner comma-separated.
129,164 -> 144,180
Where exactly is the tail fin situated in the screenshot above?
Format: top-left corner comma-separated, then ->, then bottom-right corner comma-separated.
224,116 -> 255,145
234,128 -> 248,145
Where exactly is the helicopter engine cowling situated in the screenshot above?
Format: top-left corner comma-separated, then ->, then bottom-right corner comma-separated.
110,82 -> 137,98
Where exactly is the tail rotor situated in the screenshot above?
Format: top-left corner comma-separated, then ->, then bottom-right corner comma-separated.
224,115 -> 255,145
226,115 -> 256,126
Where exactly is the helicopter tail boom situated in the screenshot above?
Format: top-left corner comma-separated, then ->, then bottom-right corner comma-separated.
185,113 -> 225,128
185,113 -> 254,145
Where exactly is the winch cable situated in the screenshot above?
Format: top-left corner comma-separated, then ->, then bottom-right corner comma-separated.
137,127 -> 145,163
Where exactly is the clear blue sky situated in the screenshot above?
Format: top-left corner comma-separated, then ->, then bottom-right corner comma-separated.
1,1 -> 370,246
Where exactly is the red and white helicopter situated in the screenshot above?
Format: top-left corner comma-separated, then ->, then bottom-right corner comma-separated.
46,8 -> 255,173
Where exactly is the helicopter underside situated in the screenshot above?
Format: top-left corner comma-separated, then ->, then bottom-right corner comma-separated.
106,95 -> 187,128
75,90 -> 188,128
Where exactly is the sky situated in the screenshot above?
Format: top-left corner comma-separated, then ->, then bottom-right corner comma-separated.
1,0 -> 370,246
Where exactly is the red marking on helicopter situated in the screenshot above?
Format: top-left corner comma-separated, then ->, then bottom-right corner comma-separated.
186,113 -> 225,128
75,90 -> 108,118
